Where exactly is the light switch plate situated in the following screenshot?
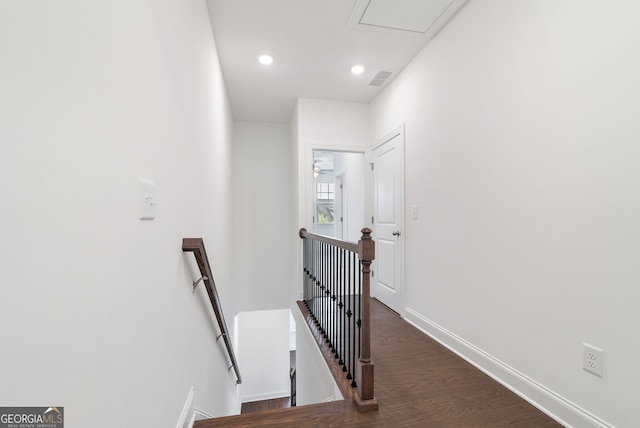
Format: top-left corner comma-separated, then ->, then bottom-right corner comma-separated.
139,179 -> 156,220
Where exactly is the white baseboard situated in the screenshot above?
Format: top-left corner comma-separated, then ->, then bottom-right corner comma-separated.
176,387 -> 194,428
404,307 -> 613,428
241,389 -> 291,403
193,408 -> 213,421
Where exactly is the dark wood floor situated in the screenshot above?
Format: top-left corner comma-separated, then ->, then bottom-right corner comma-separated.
241,397 -> 291,414
195,299 -> 563,427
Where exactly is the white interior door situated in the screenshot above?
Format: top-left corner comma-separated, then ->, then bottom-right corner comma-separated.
372,127 -> 404,314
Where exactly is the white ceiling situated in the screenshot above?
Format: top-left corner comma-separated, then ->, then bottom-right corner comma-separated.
205,0 -> 468,123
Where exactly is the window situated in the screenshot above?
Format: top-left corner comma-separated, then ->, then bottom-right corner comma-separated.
316,182 -> 334,224
316,182 -> 334,200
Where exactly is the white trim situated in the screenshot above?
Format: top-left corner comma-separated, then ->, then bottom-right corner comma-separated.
372,126 -> 402,151
404,307 -> 614,428
241,390 -> 291,403
193,408 -> 214,421
176,386 -> 194,428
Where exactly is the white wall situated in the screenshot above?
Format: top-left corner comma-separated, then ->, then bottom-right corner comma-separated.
289,103 -> 303,305
290,99 -> 370,306
236,310 -> 291,402
232,122 -> 292,312
370,1 -> 640,427
297,98 -> 371,150
0,0 -> 241,425
296,98 -> 370,229
288,99 -> 369,406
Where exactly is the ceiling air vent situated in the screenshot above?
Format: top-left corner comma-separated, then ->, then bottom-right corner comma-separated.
368,70 -> 393,87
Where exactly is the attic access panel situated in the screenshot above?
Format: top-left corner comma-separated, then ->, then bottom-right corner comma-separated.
349,0 -> 468,37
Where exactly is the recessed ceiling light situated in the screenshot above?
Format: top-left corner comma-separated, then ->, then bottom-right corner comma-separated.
258,54 -> 274,65
351,64 -> 365,75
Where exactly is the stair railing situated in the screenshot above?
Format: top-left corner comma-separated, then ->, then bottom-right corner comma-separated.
182,238 -> 242,385
298,227 -> 377,411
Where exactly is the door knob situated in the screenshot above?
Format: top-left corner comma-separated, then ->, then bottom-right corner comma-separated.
392,231 -> 401,236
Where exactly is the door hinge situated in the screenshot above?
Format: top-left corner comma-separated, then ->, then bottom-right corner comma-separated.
371,216 -> 374,223
340,217 -> 343,222
369,162 -> 374,171
340,184 -> 343,189
372,269 -> 374,277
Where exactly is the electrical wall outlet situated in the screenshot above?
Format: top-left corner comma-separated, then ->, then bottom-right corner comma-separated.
583,343 -> 603,377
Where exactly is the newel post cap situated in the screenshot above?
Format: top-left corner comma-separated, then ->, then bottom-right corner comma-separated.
358,228 -> 375,262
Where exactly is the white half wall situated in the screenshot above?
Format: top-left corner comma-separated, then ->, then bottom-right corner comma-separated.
0,0 -> 241,425
292,307 -> 343,406
370,1 -> 640,427
236,310 -> 291,403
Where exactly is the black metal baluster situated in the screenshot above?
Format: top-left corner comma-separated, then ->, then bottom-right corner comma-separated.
328,245 -> 333,350
308,238 -> 312,313
302,237 -> 306,300
340,247 -> 343,359
330,244 -> 335,347
325,242 -> 329,343
318,239 -> 322,324
345,254 -> 355,379
308,238 -> 312,302
343,251 -> 350,374
338,248 -> 345,367
305,237 -> 309,301
336,248 -> 343,365
320,241 -> 325,334
315,239 -> 320,322
309,240 -> 318,316
354,255 -> 362,388
331,245 -> 337,354
307,237 -> 311,301
323,241 -> 328,338
344,248 -> 349,369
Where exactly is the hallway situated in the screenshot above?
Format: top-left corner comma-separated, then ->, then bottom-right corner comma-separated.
195,299 -> 562,427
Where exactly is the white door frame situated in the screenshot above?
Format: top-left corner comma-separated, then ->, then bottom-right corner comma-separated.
334,172 -> 346,239
304,145 -> 366,236
368,124 -> 405,316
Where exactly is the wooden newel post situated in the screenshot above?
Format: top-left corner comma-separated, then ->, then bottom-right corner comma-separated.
355,228 -> 379,411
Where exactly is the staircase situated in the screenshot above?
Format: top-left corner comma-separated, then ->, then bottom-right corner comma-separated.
194,299 -> 563,428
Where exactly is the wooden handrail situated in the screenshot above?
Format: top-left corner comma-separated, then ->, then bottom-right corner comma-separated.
299,227 -> 378,412
298,228 -> 359,253
182,238 -> 242,385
